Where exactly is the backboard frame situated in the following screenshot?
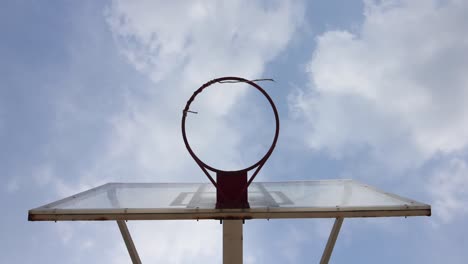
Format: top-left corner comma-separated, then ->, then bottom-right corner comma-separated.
28,180 -> 431,221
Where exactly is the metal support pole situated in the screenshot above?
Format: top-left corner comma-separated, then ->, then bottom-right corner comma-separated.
223,220 -> 243,264
320,217 -> 344,264
117,220 -> 142,264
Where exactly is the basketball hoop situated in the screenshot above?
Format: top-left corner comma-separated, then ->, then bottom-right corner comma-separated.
181,76 -> 280,208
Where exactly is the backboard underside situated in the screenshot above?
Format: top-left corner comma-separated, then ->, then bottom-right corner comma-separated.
28,179 -> 431,221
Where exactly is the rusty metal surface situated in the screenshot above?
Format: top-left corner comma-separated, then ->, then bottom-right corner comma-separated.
28,208 -> 431,221
216,171 -> 249,209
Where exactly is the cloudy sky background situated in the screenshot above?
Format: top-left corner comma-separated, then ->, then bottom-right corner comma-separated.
2,0 -> 468,263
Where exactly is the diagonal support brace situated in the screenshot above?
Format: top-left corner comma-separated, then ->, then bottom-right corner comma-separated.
117,220 -> 142,264
320,217 -> 344,264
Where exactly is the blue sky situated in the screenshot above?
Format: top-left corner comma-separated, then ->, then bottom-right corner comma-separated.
2,0 -> 468,263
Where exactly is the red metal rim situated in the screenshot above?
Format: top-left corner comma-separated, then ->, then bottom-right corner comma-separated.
181,76 -> 280,174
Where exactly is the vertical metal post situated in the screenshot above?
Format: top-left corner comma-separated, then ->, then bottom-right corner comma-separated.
117,220 -> 142,264
320,217 -> 344,264
223,220 -> 243,264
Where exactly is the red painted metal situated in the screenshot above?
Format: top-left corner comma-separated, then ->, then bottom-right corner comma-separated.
216,171 -> 249,209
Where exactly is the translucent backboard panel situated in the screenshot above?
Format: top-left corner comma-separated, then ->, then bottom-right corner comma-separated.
28,179 -> 431,221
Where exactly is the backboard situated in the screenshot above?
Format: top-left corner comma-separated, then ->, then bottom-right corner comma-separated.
28,179 -> 430,221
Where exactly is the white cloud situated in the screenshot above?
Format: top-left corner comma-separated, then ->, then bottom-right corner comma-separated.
106,0 -> 304,84
86,0 -> 305,183
33,164 -> 54,187
289,0 -> 468,226
57,223 -> 74,245
427,158 -> 468,223
33,163 -> 92,198
46,1 -> 306,263
277,225 -> 309,262
110,221 -> 221,264
6,177 -> 19,193
291,0 -> 468,170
